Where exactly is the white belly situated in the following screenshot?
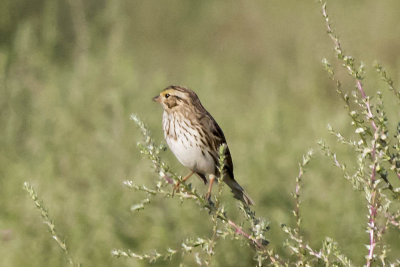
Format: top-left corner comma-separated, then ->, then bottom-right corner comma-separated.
163,112 -> 215,175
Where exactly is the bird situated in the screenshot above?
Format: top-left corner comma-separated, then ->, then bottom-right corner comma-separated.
153,85 -> 254,205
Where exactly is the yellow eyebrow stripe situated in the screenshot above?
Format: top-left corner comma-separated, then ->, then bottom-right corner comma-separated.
161,89 -> 175,96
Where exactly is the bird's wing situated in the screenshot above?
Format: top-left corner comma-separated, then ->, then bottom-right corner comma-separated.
199,111 -> 234,178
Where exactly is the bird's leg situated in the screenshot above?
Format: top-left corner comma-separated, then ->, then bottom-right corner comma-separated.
205,174 -> 216,201
173,170 -> 194,195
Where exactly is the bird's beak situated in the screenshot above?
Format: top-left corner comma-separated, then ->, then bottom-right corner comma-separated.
153,95 -> 161,103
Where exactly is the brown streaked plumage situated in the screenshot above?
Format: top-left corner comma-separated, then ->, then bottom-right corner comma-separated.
153,85 -> 254,205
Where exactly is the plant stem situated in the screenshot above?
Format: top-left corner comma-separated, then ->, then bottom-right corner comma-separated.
367,136 -> 378,267
356,80 -> 377,131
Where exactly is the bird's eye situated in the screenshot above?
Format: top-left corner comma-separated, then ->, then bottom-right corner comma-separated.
165,93 -> 170,99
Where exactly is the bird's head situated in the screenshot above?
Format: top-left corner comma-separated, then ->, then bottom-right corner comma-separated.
153,85 -> 200,112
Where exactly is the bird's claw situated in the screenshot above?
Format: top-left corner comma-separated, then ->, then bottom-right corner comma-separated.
172,182 -> 181,196
205,192 -> 214,205
206,195 -> 215,209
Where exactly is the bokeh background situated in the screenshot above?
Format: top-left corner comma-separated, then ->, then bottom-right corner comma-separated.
1,0 -> 400,266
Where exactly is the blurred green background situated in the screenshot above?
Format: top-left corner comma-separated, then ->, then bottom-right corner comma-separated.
1,0 -> 400,266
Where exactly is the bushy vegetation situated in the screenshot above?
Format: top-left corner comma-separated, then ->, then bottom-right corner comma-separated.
1,0 -> 400,266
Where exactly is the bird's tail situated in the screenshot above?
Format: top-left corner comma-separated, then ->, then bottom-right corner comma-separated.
224,177 -> 254,206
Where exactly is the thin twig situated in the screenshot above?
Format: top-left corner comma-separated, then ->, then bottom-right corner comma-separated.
366,134 -> 378,267
23,182 -> 80,266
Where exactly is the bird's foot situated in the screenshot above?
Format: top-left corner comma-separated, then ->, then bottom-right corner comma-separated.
205,191 -> 211,201
206,195 -> 215,209
172,171 -> 194,197
172,182 -> 181,196
205,192 -> 214,205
